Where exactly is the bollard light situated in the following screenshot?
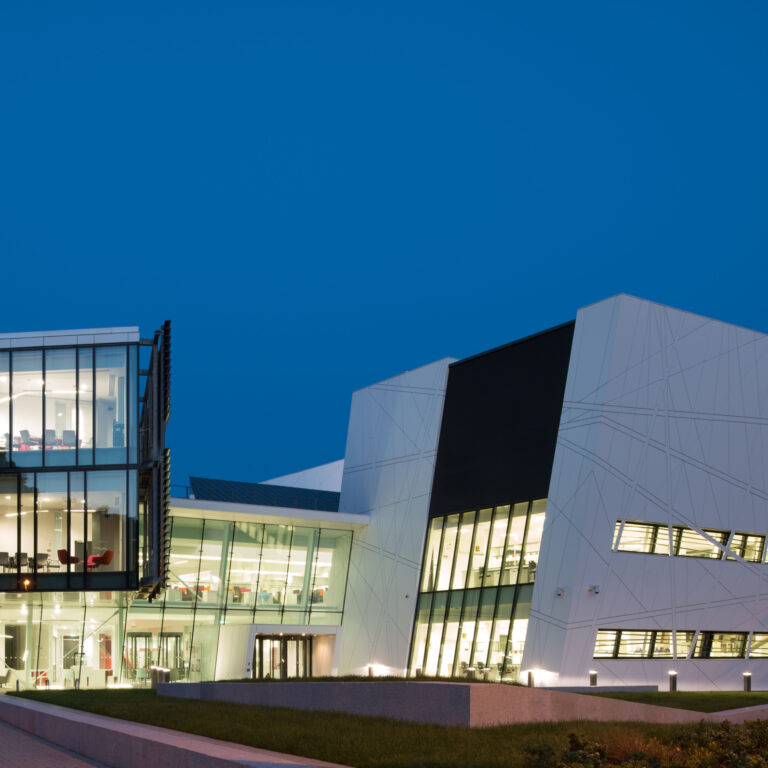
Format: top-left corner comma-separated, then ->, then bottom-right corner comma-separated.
589,670 -> 598,687
744,672 -> 752,692
527,670 -> 534,688
668,670 -> 677,692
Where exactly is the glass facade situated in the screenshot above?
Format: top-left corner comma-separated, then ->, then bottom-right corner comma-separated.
0,343 -> 140,593
0,346 -> 135,469
409,499 -> 545,682
0,512 -> 353,688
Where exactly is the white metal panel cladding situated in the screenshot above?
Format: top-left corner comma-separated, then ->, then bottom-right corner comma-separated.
525,294 -> 768,690
337,358 -> 454,676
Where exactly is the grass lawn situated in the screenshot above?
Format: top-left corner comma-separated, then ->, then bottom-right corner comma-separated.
10,689 -> 703,768
586,690 -> 768,713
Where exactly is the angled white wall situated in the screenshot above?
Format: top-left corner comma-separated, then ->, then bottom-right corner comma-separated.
337,358 -> 454,676
262,459 -> 345,492
525,294 -> 768,690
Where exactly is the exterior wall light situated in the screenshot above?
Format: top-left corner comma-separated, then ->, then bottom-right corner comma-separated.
556,587 -> 566,597
668,670 -> 678,692
744,672 -> 752,692
589,670 -> 598,687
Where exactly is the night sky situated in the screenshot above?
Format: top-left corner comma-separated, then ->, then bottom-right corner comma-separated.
1,2 -> 766,487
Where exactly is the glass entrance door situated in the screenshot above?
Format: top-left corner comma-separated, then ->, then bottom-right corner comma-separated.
253,635 -> 311,680
125,631 -> 152,684
159,632 -> 184,680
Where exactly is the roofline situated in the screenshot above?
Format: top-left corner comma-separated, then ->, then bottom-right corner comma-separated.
450,319 -> 576,368
0,327 -> 141,349
170,497 -> 370,529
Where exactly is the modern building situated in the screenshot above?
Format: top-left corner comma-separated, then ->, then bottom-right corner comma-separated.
2,294 -> 768,691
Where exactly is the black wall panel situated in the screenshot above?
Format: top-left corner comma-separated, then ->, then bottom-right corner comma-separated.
429,321 -> 575,517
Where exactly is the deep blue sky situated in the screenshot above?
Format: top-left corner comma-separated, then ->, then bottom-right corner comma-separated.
1,2 -> 766,487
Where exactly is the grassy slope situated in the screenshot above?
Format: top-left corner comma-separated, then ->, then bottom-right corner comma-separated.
11,689 -> 696,768
586,690 -> 768,713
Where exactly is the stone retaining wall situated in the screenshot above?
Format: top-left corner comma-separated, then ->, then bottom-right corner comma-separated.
158,681 -> 710,726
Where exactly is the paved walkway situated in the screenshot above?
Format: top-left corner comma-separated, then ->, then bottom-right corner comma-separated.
0,696 -> 351,768
0,721 -> 106,767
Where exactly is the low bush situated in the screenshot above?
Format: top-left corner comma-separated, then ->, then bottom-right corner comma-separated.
524,721 -> 768,768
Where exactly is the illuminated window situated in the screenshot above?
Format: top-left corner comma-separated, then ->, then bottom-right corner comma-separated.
693,632 -> 748,659
727,533 -> 765,563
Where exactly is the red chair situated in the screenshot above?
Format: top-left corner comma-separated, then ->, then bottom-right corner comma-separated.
88,549 -> 114,570
57,549 -> 79,566
100,549 -> 114,567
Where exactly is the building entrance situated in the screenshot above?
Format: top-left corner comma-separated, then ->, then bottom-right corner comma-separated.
253,635 -> 312,680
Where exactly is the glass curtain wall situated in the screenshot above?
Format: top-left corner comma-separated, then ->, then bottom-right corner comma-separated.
125,515 -> 353,684
0,345 -> 135,469
409,499 -> 546,682
0,470 -> 131,589
0,514 -> 353,688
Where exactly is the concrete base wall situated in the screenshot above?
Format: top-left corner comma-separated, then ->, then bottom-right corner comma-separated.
159,681 -> 718,726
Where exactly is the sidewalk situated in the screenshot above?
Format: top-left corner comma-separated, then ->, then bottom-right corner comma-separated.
0,721 -> 106,768
0,696 -> 352,768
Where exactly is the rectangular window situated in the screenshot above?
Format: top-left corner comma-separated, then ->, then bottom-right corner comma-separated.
436,515 -> 459,591
467,508 -> 492,588
749,633 -> 768,658
693,632 -> 748,659
424,592 -> 447,676
727,533 -> 765,563
78,348 -> 94,465
19,474 -> 34,572
519,499 -> 545,583
12,350 -> 43,468
421,518 -> 443,592
454,589 -> 479,675
502,502 -> 528,585
224,522 -> 262,610
676,630 -> 696,659
488,586 -> 515,680
69,472 -> 86,573
594,629 -> 685,659
617,630 -> 653,658
36,473 -> 68,571
312,529 -> 351,614
438,591 -> 462,677
0,352 -> 8,461
408,593 -> 432,674
95,346 -> 127,464
451,511 -> 476,590
284,527 -> 318,612
44,348 -> 77,467
87,470 -> 126,572
674,527 -> 727,559
616,521 -> 670,555
594,630 -> 618,658
651,631 -> 674,658
483,506 -> 509,587
0,476 -> 17,570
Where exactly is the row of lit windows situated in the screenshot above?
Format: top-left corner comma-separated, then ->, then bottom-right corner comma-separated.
164,516 -> 352,618
595,629 -> 768,659
613,519 -> 766,563
409,584 -> 532,682
420,500 -> 546,593
0,346 -> 138,468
